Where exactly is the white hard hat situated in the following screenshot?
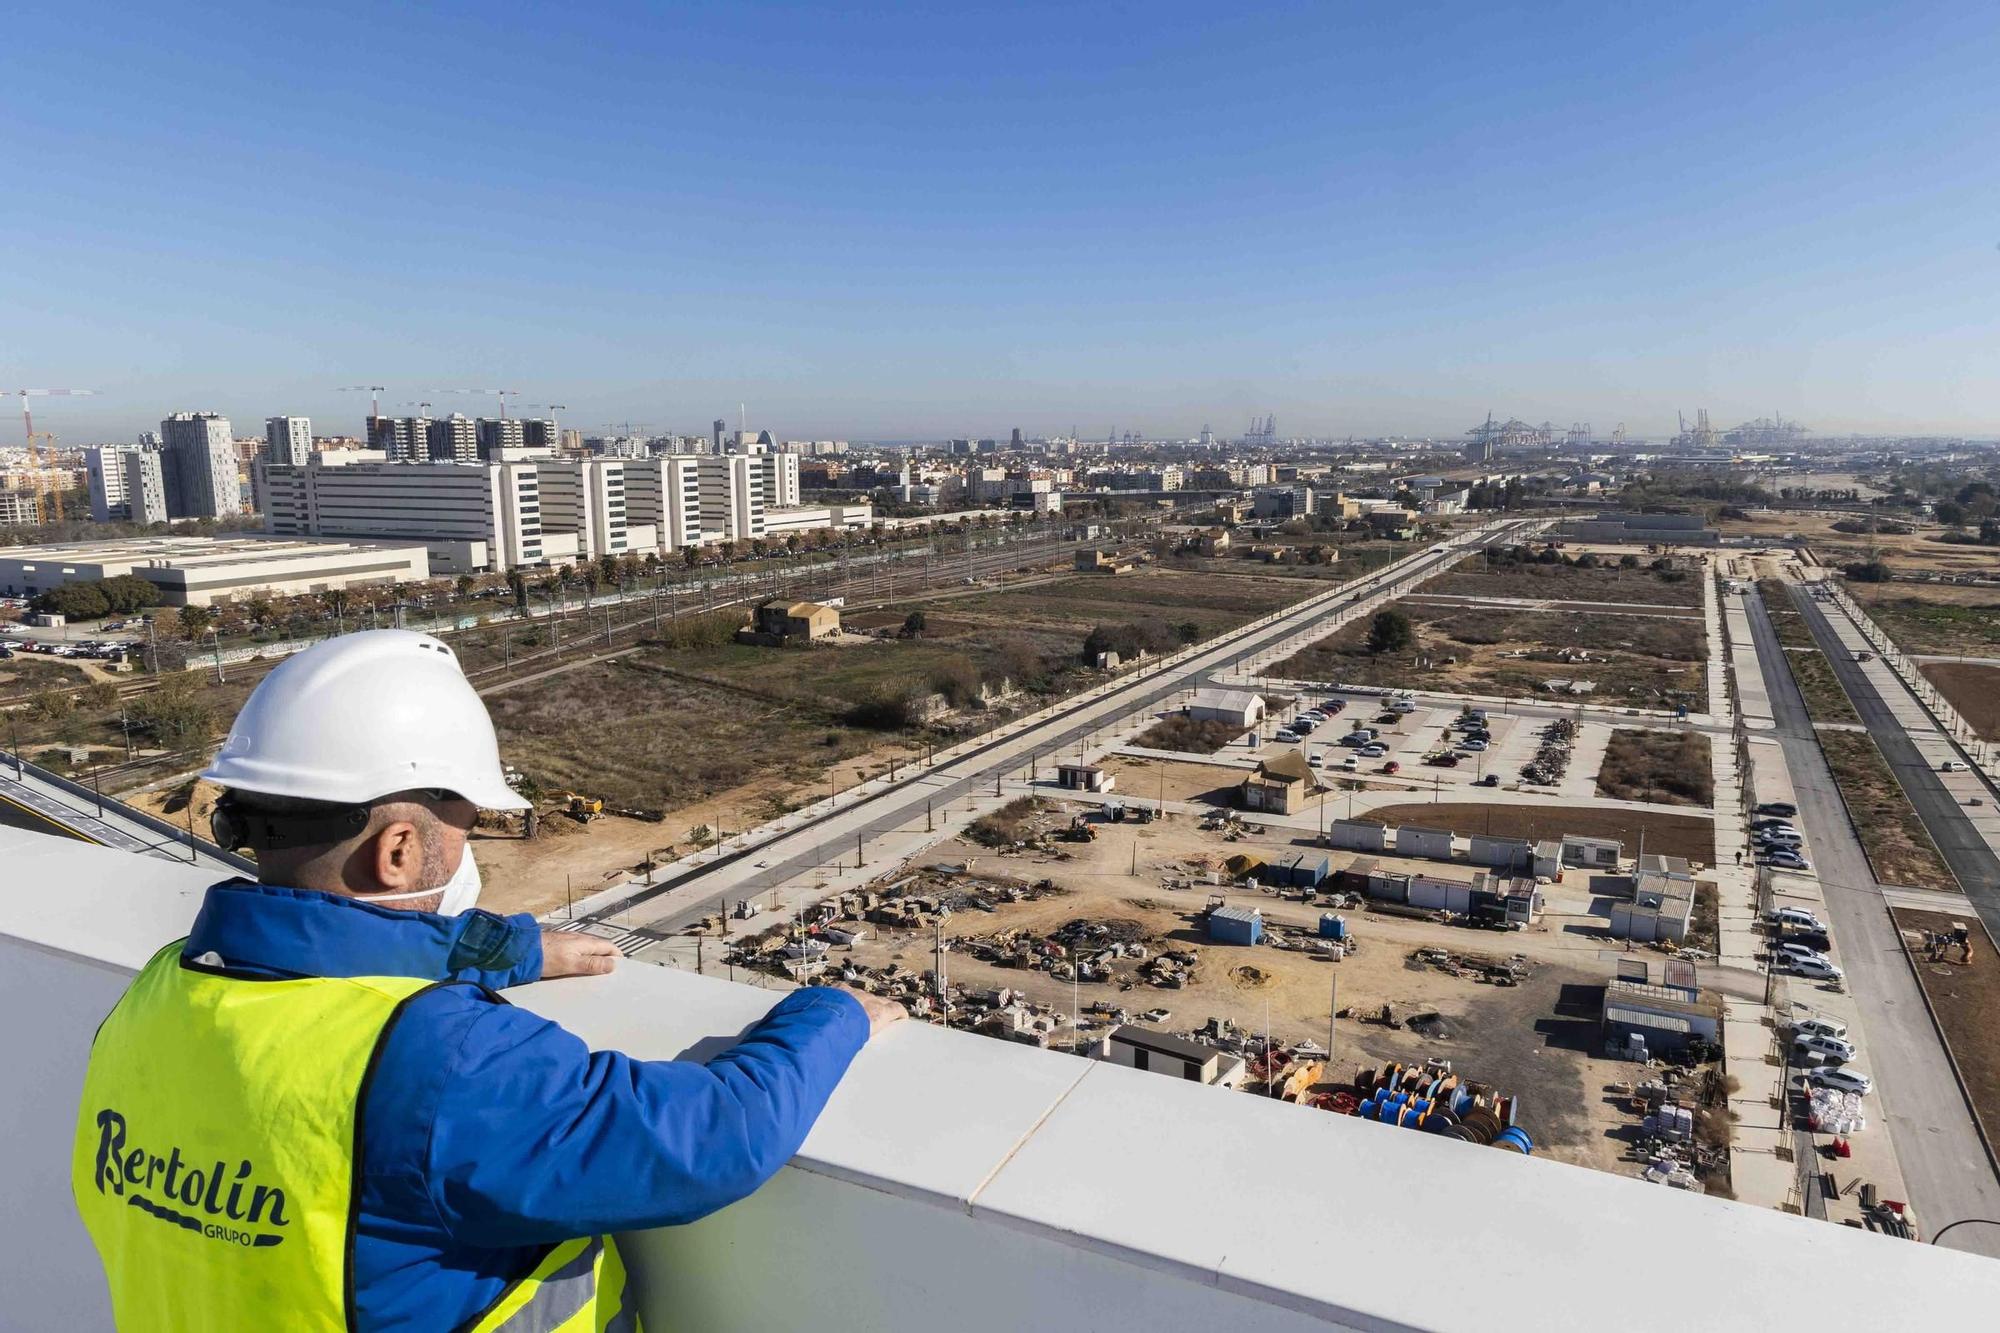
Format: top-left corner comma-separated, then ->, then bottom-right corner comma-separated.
201,629 -> 530,811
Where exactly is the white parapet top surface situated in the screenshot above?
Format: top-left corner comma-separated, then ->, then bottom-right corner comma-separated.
7,825 -> 2000,1332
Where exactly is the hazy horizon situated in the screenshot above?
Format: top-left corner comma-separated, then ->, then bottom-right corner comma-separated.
11,2 -> 2000,444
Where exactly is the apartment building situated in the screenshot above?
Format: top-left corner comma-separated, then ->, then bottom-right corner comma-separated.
477,417 -> 526,458
264,416 -> 312,467
85,445 -> 140,521
124,450 -> 169,526
367,416 -> 429,463
427,414 -> 478,464
159,412 -> 242,518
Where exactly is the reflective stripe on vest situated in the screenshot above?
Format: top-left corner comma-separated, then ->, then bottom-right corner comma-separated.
73,941 -> 638,1332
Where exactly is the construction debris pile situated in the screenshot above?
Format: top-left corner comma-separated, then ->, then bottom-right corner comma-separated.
954,915 -> 1200,989
1619,1073 -> 1727,1191
1519,717 -> 1576,787
1406,947 -> 1532,987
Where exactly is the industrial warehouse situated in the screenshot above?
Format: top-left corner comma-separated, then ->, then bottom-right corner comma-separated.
0,535 -> 432,607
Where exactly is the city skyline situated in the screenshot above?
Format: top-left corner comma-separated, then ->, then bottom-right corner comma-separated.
10,3 -> 2000,441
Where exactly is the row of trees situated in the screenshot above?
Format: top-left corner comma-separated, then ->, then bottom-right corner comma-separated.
29,574 -> 160,620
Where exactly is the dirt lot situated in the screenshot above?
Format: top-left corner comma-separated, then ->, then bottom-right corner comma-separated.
1273,598 -> 1706,709
1816,730 -> 1959,890
832,812 -> 1650,1173
1361,801 -> 1715,864
1721,511 -> 2000,578
947,568 -> 1310,641
1919,662 -> 2000,739
1849,581 -> 2000,657
1595,729 -> 1714,807
1417,555 -> 1702,607
1891,909 -> 2000,1166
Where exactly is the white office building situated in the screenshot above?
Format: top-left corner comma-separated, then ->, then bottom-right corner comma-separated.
0,535 -> 429,607
625,457 -> 706,551
159,412 -> 241,519
535,459 -> 635,560
261,457 -> 546,573
697,455 -> 765,541
755,452 -> 800,508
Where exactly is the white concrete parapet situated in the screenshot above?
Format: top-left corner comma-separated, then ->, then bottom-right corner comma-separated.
7,828 -> 1999,1331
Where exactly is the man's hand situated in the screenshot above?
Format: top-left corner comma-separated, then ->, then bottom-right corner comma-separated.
835,986 -> 908,1037
540,931 -> 620,980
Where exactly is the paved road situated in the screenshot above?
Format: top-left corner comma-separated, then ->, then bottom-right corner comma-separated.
1744,586 -> 2000,1254
1790,585 -> 2000,935
578,522 -> 1544,936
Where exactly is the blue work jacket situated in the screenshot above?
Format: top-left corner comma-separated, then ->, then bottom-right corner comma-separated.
178,881 -> 869,1331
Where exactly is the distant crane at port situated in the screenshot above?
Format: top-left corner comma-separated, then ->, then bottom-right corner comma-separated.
2,388 -> 95,523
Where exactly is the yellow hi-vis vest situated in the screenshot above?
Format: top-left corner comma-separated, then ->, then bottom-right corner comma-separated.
73,942 -> 637,1332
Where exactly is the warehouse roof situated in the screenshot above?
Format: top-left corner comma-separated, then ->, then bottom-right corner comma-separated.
1191,687 -> 1261,713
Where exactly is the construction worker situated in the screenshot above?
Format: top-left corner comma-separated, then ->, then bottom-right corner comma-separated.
72,630 -> 902,1331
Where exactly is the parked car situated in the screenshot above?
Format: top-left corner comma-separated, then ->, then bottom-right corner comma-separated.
1338,733 -> 1366,748
1793,1033 -> 1858,1064
1805,1066 -> 1872,1096
1761,853 -> 1812,872
1941,761 -> 1969,773
1382,760 -> 1400,774
1307,753 -> 1324,768
1784,955 -> 1843,981
1774,941 -> 1829,963
1756,802 -> 1798,818
1359,743 -> 1389,759
1751,818 -> 1797,832
1756,830 -> 1803,846
1458,739 -> 1489,752
1782,929 -> 1832,953
1793,1016 -> 1848,1042
1475,773 -> 1500,787
1323,699 -> 1347,714
1768,907 -> 1825,931
1339,757 -> 1360,772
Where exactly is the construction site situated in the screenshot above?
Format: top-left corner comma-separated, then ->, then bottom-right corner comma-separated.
702,787 -> 1734,1187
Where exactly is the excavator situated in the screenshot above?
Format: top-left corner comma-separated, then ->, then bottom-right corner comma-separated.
558,791 -> 604,824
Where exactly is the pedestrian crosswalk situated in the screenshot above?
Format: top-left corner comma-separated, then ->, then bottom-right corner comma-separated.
550,920 -> 659,956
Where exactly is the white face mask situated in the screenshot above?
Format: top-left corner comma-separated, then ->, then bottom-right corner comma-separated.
365,843 -> 482,915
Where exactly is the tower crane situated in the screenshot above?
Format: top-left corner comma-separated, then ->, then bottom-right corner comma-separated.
435,388 -> 520,418
520,403 -> 569,438
338,385 -> 388,422
3,388 -> 95,523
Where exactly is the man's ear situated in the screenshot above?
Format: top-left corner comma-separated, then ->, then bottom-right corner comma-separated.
371,820 -> 425,891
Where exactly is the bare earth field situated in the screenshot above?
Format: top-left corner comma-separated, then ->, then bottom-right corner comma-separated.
1416,556 -> 1703,607
1360,800 -> 1715,864
1919,662 -> 2000,739
1722,511 -> 2000,578
1273,598 -> 1706,710
1849,581 -> 2000,657
1892,908 -> 2000,1166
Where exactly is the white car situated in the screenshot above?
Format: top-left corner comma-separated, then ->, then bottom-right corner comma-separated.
1793,1033 -> 1858,1064
1774,940 -> 1828,962
1359,743 -> 1389,759
1785,955 -> 1843,981
1762,852 -> 1812,871
1793,1016 -> 1848,1043
1458,738 -> 1489,752
1941,761 -> 1968,773
1339,757 -> 1359,772
1806,1066 -> 1873,1096
1307,753 -> 1324,768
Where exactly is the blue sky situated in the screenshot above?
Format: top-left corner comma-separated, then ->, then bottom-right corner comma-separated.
8,1 -> 2000,442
